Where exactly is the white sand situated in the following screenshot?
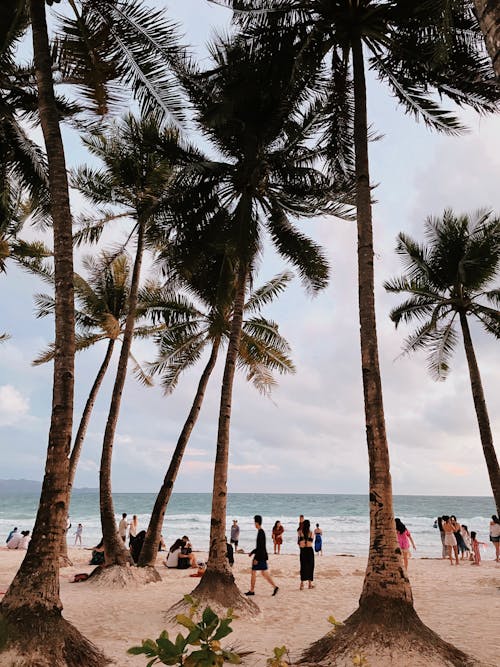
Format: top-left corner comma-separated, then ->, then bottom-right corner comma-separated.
0,548 -> 499,666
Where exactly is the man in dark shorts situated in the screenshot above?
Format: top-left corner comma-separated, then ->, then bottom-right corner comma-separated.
230,519 -> 240,550
245,515 -> 278,596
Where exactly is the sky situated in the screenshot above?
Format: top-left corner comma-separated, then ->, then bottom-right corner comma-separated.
1,1 -> 499,496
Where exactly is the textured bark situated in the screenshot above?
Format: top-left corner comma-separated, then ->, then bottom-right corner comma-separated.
474,0 -> 500,79
60,339 -> 116,562
139,339 -> 221,567
99,222 -> 145,569
351,36 -> 412,606
189,245 -> 256,615
0,2 -> 106,664
460,311 -> 500,515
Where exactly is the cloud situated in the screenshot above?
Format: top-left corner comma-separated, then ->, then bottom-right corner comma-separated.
0,385 -> 30,426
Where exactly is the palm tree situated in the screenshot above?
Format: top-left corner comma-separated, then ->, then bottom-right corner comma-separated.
0,0 -> 185,659
33,251 -> 162,508
385,209 -> 500,515
138,267 -> 295,567
474,0 -> 500,79
220,1 -> 498,660
72,114 -> 199,577
0,1 -> 105,664
168,34 -> 348,614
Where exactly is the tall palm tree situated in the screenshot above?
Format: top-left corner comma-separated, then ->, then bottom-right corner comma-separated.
474,0 -> 500,79
0,1 -> 105,664
385,209 -> 500,515
33,252 -> 162,501
72,114 -> 199,575
220,1 -> 498,660
138,267 -> 295,567
0,0 -> 185,660
168,34 -> 348,613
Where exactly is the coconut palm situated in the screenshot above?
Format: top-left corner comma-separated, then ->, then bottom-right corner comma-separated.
474,0 -> 500,79
166,34 -> 349,614
0,1 -> 103,664
218,1 -> 499,660
0,0 -> 186,660
138,266 -> 295,567
385,209 -> 500,515
72,114 -> 200,576
33,251 -> 164,498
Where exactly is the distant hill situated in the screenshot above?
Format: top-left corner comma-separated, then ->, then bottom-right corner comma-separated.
0,479 -> 98,494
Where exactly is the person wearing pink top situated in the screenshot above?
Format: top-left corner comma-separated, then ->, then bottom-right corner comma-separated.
395,518 -> 416,570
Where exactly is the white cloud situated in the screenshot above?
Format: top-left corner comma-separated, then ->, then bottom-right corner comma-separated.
0,385 -> 30,426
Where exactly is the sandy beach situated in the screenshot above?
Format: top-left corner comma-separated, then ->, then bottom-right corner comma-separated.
1,547 -> 499,666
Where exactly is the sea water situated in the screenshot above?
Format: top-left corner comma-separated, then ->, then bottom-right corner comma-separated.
0,493 -> 496,558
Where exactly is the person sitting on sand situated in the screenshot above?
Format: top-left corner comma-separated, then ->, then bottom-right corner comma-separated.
89,539 -> 105,565
395,518 -> 416,570
165,538 -> 196,569
6,527 -> 17,544
6,531 -> 23,549
130,530 -> 146,564
19,530 -> 31,550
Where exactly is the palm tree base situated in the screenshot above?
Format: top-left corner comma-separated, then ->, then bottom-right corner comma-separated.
166,569 -> 259,620
88,564 -> 161,588
0,608 -> 109,667
298,596 -> 480,667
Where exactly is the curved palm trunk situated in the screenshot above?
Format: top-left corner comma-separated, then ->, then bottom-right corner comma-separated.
60,339 -> 116,561
189,259 -> 256,614
99,222 -> 145,567
0,2 -> 105,664
139,339 -> 221,567
474,0 -> 500,79
351,36 -> 412,609
459,311 -> 500,514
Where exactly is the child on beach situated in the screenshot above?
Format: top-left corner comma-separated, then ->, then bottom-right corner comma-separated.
395,518 -> 416,570
470,531 -> 487,565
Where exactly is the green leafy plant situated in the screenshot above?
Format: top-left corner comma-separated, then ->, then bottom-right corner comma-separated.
267,645 -> 290,666
128,596 -> 241,666
327,615 -> 344,634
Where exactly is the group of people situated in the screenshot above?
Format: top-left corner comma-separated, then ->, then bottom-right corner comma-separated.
436,514 -> 500,565
5,527 -> 30,550
229,516 -> 324,558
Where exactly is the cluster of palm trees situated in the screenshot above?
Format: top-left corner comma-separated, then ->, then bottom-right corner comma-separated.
0,1 -> 499,666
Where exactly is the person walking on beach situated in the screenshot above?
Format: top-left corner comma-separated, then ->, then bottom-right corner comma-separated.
489,515 -> 500,562
272,520 -> 284,554
314,523 -> 323,556
74,523 -> 83,547
118,513 -> 128,543
245,515 -> 278,597
298,519 -> 315,589
395,518 -> 416,570
230,519 -> 240,551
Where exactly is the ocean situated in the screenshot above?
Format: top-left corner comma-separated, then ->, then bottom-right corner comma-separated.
0,493 -> 496,558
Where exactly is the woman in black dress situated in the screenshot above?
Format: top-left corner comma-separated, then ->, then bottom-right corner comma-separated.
298,519 -> 315,589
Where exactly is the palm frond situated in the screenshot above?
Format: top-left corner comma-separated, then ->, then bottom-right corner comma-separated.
244,271 -> 293,312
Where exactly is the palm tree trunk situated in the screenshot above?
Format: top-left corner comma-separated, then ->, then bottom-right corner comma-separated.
139,339 -> 221,567
0,2 -> 106,664
459,311 -> 500,514
99,222 -> 145,568
351,35 -> 412,608
474,0 -> 500,79
60,338 -> 116,561
187,248 -> 256,614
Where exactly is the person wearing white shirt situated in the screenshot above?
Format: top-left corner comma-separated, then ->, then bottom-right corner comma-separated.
118,513 -> 128,542
7,532 -> 22,549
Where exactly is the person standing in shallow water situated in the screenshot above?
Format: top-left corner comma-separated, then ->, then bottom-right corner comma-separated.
245,515 -> 278,597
